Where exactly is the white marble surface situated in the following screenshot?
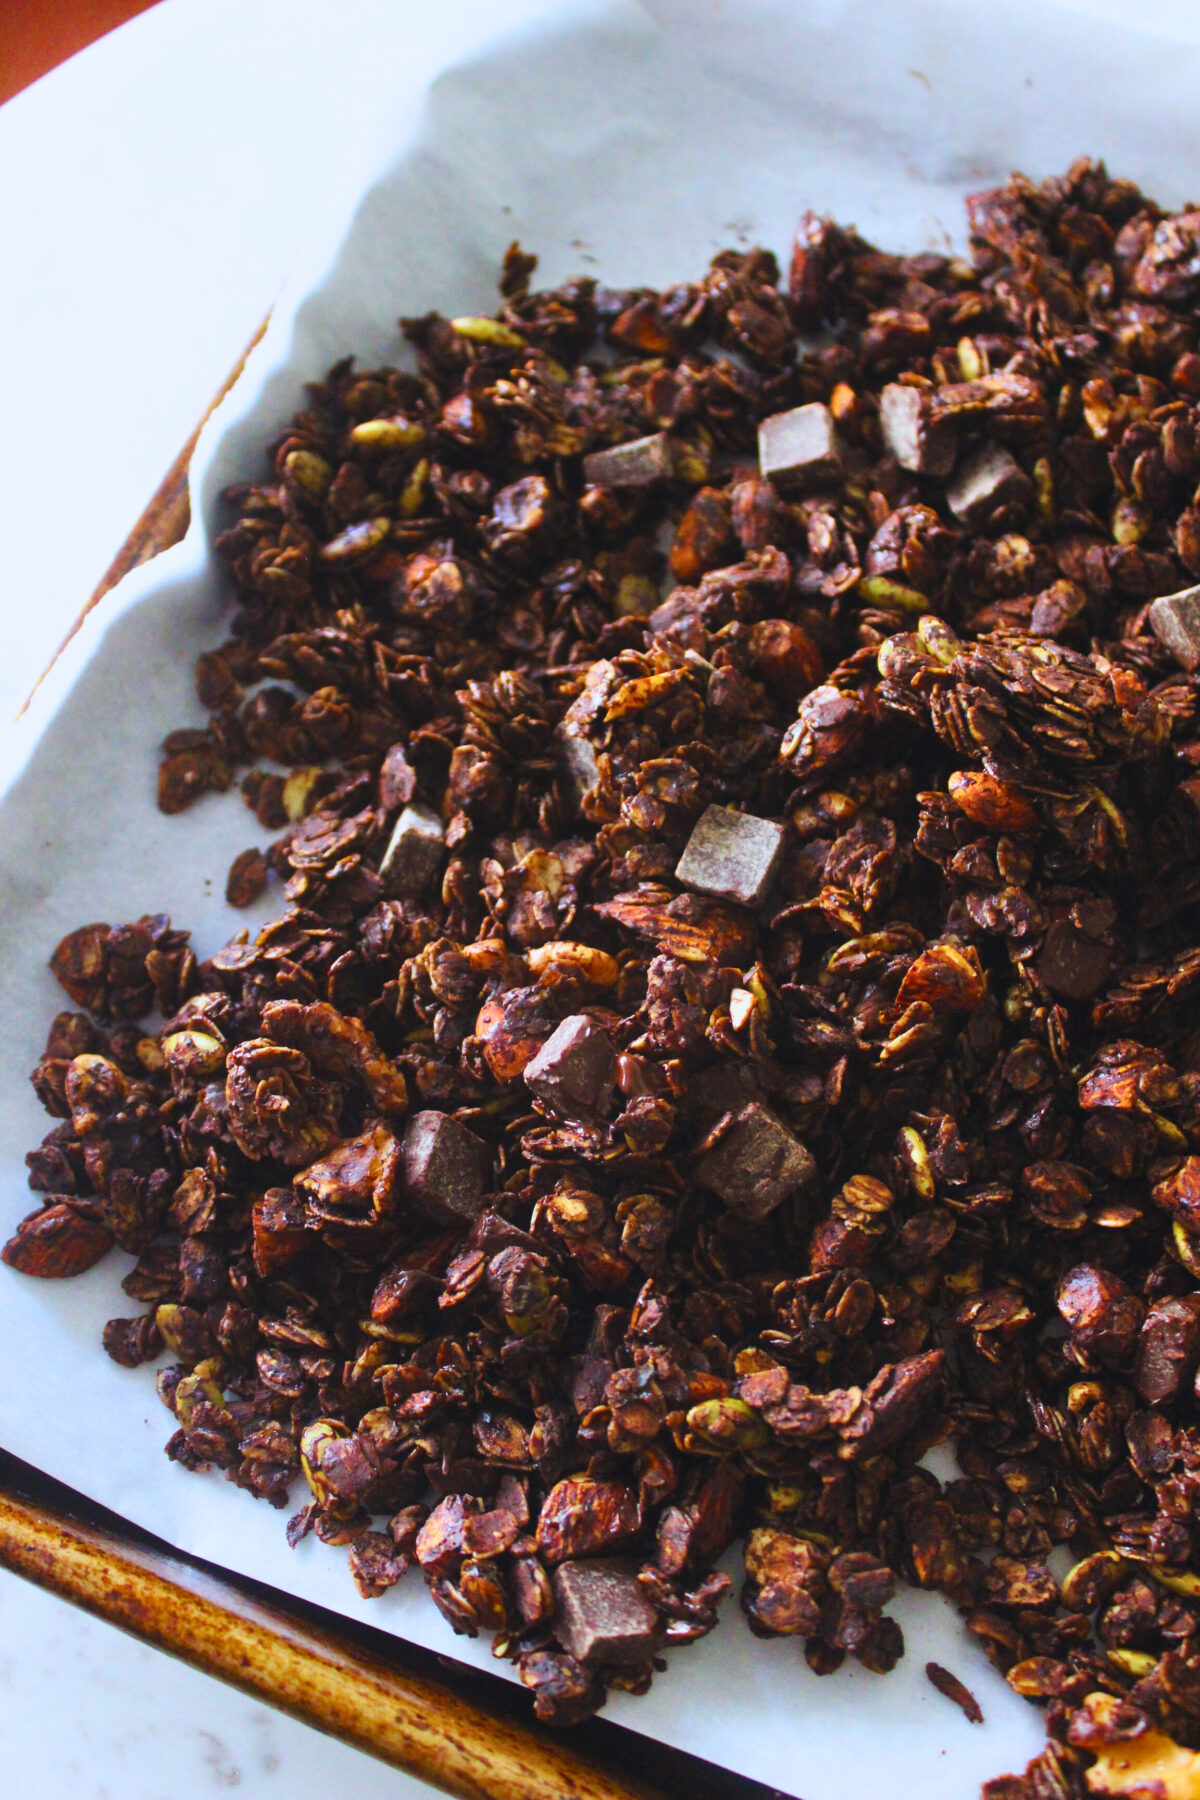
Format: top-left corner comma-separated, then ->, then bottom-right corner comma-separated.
0,1567 -> 433,1798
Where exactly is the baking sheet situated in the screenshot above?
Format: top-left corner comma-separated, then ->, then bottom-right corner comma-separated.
2,1 -> 1199,1791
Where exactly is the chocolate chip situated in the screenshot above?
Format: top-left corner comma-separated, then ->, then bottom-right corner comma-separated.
694,1101 -> 815,1219
582,433 -> 674,488
945,443 -> 1031,529
400,1110 -> 492,1224
675,804 -> 785,909
757,402 -> 841,491
1149,585 -> 1200,670
1036,914 -> 1115,1000
879,383 -> 958,478
379,802 -> 444,898
551,1558 -> 660,1665
524,1014 -> 617,1122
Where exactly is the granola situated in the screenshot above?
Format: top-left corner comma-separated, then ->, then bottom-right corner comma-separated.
13,158 -> 1200,1793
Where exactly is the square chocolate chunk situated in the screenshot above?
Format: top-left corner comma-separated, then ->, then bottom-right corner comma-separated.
945,442 -> 1031,529
582,433 -> 674,489
524,1015 -> 617,1122
401,1110 -> 492,1224
695,1102 -> 814,1220
552,1558 -> 660,1666
1149,586 -> 1200,671
556,659 -> 619,808
688,1061 -> 764,1132
879,383 -> 958,478
675,804 -> 785,909
557,731 -> 602,806
379,802 -> 444,898
757,402 -> 841,491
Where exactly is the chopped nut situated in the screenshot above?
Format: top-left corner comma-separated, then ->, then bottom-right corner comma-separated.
1134,1296 -> 1200,1406
536,1478 -> 639,1563
379,742 -> 417,811
526,942 -> 619,986
0,1203 -> 113,1279
594,889 -> 756,965
947,770 -> 1037,834
728,987 -> 755,1031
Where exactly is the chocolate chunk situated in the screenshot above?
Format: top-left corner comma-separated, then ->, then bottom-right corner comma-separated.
1037,921 -> 1111,1001
688,1061 -> 764,1132
878,383 -> 957,478
558,733 -> 601,807
524,1014 -> 617,1122
945,442 -> 1031,530
757,402 -> 841,491
675,804 -> 785,908
1134,1296 -> 1200,1406
552,1558 -> 660,1665
379,802 -> 444,898
582,433 -> 673,488
1036,897 -> 1116,1002
1149,585 -> 1200,670
401,1110 -> 492,1224
556,659 -> 618,807
694,1101 -> 814,1219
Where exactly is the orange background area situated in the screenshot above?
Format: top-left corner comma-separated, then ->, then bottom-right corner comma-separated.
1,0 -> 160,106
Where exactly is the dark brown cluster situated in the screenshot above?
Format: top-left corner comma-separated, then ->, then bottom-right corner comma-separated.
15,158 -> 1200,1793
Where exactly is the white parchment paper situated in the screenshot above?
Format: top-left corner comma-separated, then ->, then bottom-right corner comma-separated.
3,2 -> 1200,1791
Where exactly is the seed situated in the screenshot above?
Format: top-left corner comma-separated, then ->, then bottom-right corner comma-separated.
350,416 -> 425,450
450,316 -> 525,347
